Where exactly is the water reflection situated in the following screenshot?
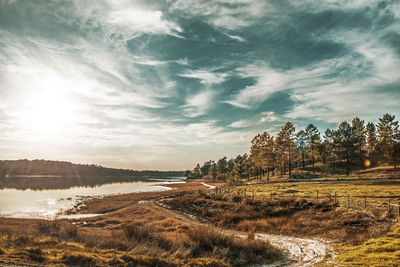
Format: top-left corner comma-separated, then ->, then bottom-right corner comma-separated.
0,178 -> 184,219
0,175 -> 184,190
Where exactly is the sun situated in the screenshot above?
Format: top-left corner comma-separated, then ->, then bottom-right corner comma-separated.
20,89 -> 78,137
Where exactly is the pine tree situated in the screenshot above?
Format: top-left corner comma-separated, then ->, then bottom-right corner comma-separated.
377,114 -> 400,168
200,161 -> 213,177
366,122 -> 378,166
277,122 -> 296,178
216,157 -> 228,175
208,163 -> 217,181
296,130 -> 306,169
334,121 -> 356,175
193,163 -> 201,178
259,132 -> 275,182
352,117 -> 366,169
305,123 -> 320,173
250,134 -> 263,180
229,154 -> 249,183
323,129 -> 335,171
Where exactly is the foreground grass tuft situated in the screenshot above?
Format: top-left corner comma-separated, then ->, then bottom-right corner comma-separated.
336,222 -> 400,266
186,225 -> 281,263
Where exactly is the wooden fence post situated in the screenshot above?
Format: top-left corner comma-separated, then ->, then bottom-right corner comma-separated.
329,193 -> 331,202
244,189 -> 247,198
334,192 -> 337,203
398,201 -> 400,217
388,199 -> 391,212
364,196 -> 367,209
316,190 -> 319,202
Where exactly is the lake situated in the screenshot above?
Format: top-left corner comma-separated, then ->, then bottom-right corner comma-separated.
0,178 -> 184,219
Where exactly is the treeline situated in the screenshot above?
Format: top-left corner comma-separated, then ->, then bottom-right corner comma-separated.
185,113 -> 400,182
0,159 -> 183,178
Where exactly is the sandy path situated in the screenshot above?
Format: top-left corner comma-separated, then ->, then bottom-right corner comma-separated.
255,233 -> 333,266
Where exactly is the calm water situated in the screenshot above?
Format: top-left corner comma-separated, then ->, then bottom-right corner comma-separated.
0,179 -> 184,219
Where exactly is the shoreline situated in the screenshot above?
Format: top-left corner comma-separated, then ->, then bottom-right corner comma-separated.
66,180 -> 222,215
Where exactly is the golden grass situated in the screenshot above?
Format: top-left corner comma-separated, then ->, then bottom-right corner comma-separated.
235,180 -> 400,210
0,233 -> 226,266
163,191 -> 393,245
335,222 -> 400,266
0,197 -> 281,266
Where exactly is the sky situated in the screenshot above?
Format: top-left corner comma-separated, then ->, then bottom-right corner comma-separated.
0,0 -> 399,170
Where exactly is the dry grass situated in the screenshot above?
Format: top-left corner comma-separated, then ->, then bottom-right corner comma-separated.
123,223 -> 154,241
235,175 -> 400,211
163,191 -> 393,245
334,222 -> 400,266
185,225 -> 281,264
0,196 -> 281,266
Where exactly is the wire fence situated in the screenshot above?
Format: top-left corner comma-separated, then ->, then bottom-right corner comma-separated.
201,185 -> 400,217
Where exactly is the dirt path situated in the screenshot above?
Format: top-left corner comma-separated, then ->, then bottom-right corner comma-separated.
255,233 -> 333,266
152,198 -> 334,266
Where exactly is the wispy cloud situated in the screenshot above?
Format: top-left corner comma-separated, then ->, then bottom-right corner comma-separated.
181,90 -> 216,117
179,69 -> 228,85
70,0 -> 182,40
169,0 -> 268,30
228,119 -> 250,128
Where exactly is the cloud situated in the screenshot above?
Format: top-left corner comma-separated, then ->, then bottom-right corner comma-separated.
169,0 -> 268,30
181,90 -> 216,117
225,63 -> 289,108
228,119 -> 250,128
260,112 -> 280,123
225,33 -> 246,42
225,60 -> 335,109
70,0 -> 182,41
179,69 -> 228,85
106,8 -> 181,35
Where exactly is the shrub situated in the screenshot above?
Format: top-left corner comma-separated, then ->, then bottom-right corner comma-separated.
232,195 -> 242,203
26,247 -> 45,262
63,224 -> 78,238
123,223 -> 154,241
36,219 -> 59,235
62,253 -> 97,266
185,226 -> 281,264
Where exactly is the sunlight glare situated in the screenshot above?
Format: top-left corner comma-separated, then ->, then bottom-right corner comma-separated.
20,89 -> 78,136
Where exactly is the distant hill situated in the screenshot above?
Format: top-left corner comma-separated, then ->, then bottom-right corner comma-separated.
0,159 -> 184,178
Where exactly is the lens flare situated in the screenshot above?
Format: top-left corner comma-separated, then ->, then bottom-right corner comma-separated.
364,159 -> 371,167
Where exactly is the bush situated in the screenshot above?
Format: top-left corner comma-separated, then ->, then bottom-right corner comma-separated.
36,219 -> 60,235
62,253 -> 97,266
26,247 -> 45,262
185,226 -> 281,264
123,223 -> 154,241
63,224 -> 78,238
232,195 -> 242,203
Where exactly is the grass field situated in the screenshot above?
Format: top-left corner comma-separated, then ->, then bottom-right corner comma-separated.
234,178 -> 400,211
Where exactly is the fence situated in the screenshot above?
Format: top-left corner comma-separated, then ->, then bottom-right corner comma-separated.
200,185 -> 400,217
